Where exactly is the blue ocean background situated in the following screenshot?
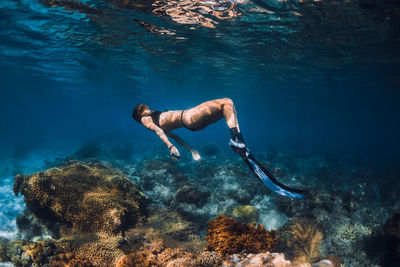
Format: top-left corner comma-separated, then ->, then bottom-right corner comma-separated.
0,0 -> 399,265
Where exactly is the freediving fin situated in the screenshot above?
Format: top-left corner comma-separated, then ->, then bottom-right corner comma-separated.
229,140 -> 305,199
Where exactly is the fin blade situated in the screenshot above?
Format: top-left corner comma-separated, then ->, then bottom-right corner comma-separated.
246,157 -> 304,199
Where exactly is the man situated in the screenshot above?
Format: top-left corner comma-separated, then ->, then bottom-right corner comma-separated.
132,98 -> 305,199
132,98 -> 248,162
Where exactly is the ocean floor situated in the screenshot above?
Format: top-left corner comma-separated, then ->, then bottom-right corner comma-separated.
0,139 -> 399,266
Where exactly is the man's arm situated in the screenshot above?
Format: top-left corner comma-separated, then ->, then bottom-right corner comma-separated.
166,132 -> 200,160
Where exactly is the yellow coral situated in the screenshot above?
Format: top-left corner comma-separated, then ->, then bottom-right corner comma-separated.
278,216 -> 324,265
233,205 -> 260,225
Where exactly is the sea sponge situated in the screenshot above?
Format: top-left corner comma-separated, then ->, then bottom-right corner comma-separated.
233,205 -> 260,225
277,216 -> 324,265
206,215 -> 278,256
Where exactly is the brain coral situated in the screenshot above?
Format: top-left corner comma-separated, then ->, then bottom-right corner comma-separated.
206,215 -> 277,256
13,161 -> 148,265
13,161 -> 148,234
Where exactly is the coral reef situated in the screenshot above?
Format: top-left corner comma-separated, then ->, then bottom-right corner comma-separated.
124,206 -> 205,253
50,252 -> 93,267
5,144 -> 396,266
12,161 -> 148,265
13,161 -> 148,234
117,238 -> 197,267
0,239 -> 57,266
196,251 -> 222,267
233,205 -> 260,225
16,209 -> 53,240
277,216 -> 324,265
206,215 -> 278,256
222,252 -> 292,267
174,184 -> 209,207
137,159 -> 188,206
0,238 -> 10,262
22,239 -> 56,265
383,210 -> 400,263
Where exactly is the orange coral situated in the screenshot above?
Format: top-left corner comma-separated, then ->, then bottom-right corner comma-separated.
50,252 -> 93,267
206,215 -> 278,256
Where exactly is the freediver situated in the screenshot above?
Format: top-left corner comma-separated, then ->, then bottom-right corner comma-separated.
132,98 -> 305,199
132,98 -> 247,162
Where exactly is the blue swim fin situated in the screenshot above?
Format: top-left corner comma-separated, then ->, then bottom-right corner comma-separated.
229,140 -> 305,199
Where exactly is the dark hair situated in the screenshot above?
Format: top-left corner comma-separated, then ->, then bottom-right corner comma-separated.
132,104 -> 149,123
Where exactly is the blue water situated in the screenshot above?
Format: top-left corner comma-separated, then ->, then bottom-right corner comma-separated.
0,0 -> 399,262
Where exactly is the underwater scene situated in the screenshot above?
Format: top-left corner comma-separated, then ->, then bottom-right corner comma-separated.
1,0 -> 400,266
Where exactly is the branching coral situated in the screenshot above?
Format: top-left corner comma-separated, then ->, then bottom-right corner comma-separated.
206,215 -> 278,256
277,216 -> 324,265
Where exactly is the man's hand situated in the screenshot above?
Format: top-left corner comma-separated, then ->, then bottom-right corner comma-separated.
169,146 -> 181,162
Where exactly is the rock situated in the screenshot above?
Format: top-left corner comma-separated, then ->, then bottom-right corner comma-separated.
174,184 -> 209,207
